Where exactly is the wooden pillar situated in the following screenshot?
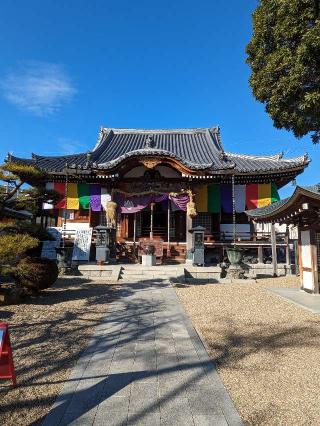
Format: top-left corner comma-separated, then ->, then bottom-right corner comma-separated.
285,225 -> 291,274
186,213 -> 193,263
271,223 -> 278,277
257,245 -> 263,263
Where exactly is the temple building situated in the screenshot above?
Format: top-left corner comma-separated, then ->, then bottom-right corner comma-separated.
246,184 -> 320,293
8,126 -> 309,264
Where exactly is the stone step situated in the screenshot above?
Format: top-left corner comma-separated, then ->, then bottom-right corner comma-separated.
119,275 -> 169,282
120,269 -> 182,275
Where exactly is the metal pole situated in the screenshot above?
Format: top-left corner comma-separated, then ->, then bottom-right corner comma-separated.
62,165 -> 69,248
150,202 -> 154,239
133,213 -> 137,244
167,200 -> 170,257
232,174 -> 236,246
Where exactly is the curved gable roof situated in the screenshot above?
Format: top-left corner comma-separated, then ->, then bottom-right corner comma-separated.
7,126 -> 310,176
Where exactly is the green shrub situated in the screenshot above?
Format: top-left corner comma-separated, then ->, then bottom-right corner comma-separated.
14,257 -> 59,291
0,234 -> 39,267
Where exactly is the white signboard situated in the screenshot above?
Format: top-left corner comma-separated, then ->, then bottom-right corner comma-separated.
301,230 -> 312,268
72,228 -> 93,261
41,227 -> 62,260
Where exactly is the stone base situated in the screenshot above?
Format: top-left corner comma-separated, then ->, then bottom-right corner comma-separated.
142,255 -> 156,266
184,266 -> 222,283
78,264 -> 121,281
227,264 -> 245,280
245,263 -> 289,278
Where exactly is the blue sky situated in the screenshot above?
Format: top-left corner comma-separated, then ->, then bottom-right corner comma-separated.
0,0 -> 318,197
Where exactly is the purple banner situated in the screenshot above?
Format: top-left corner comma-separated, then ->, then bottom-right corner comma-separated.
116,194 -> 151,213
221,184 -> 232,213
116,193 -> 188,213
169,194 -> 189,212
90,184 -> 101,212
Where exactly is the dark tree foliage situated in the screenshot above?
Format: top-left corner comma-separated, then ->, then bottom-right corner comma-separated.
246,0 -> 320,143
0,162 -> 61,216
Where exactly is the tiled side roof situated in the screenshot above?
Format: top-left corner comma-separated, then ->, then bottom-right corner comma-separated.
8,127 -> 310,174
246,184 -> 320,219
226,152 -> 308,173
246,198 -> 290,218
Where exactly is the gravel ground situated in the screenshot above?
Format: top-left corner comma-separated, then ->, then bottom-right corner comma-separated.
175,276 -> 320,425
0,277 -> 116,426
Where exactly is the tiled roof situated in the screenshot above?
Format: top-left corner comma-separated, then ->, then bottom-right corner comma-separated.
8,127 -> 310,174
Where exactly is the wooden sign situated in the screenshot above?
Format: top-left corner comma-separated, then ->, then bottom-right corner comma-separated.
41,227 -> 62,260
72,228 -> 93,261
0,323 -> 17,387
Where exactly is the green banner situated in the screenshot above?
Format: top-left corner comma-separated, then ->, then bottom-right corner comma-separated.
271,183 -> 280,203
78,183 -> 90,209
208,184 -> 220,213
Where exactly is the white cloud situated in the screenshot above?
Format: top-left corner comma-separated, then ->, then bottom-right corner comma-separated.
57,138 -> 87,155
1,62 -> 76,116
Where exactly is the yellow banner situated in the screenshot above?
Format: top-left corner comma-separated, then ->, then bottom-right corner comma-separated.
258,183 -> 271,208
195,185 -> 208,212
66,183 -> 79,210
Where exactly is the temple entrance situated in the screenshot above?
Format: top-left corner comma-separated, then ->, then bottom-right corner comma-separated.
141,209 -> 167,239
120,208 -> 186,242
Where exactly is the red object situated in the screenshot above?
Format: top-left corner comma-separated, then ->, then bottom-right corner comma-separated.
0,322 -> 17,387
54,182 -> 66,209
246,184 -> 259,209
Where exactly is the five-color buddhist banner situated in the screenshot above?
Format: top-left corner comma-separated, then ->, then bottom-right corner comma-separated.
195,183 -> 280,213
43,182 -> 280,213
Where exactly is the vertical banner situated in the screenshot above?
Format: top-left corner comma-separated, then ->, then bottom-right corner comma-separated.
43,182 -> 54,210
221,184 -> 233,213
208,184 -> 220,213
271,183 -> 280,203
246,184 -> 258,209
195,185 -> 208,212
78,183 -> 90,209
90,184 -> 101,211
54,183 -> 66,209
234,185 -> 246,213
66,183 -> 79,210
101,187 -> 111,211
258,183 -> 271,208
72,228 -> 93,261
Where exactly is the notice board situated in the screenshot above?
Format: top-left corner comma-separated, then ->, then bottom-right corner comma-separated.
72,228 -> 93,261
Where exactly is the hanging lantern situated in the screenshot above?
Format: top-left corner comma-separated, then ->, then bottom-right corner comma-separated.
106,201 -> 117,228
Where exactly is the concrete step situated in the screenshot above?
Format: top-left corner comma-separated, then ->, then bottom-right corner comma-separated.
119,275 -> 169,282
120,269 -> 182,276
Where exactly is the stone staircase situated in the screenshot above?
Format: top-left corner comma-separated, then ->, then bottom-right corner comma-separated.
118,264 -> 185,282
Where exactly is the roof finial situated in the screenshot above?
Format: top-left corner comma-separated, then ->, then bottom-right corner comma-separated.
145,135 -> 154,149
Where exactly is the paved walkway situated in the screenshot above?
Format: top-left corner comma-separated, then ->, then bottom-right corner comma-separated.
267,287 -> 320,314
43,281 -> 243,426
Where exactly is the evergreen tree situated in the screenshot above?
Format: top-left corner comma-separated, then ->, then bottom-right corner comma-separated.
246,0 -> 320,143
0,162 -> 61,275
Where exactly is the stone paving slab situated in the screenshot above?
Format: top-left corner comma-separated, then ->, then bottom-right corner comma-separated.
43,281 -> 243,426
266,287 -> 320,313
